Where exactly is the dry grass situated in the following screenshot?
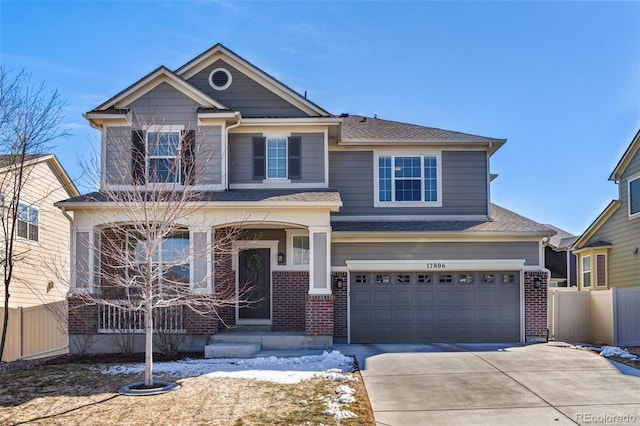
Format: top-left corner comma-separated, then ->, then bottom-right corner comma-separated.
0,360 -> 375,425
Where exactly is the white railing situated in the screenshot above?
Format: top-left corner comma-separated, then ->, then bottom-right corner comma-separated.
97,302 -> 184,333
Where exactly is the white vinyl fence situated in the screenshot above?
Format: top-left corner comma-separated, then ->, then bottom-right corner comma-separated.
0,301 -> 68,362
548,287 -> 640,346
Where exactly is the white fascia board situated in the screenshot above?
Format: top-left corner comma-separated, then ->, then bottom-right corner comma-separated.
58,200 -> 343,211
345,259 -> 526,272
332,232 -> 547,243
239,118 -> 341,126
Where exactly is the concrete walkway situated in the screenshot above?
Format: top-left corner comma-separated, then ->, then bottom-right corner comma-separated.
336,342 -> 640,425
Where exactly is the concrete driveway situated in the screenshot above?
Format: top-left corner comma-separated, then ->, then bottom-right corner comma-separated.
338,343 -> 640,425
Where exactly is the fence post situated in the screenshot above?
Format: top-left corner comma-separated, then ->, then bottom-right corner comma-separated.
611,287 -> 618,346
18,307 -> 23,359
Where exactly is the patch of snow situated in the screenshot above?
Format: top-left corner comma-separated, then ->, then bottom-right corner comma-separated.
335,385 -> 355,395
599,346 -> 639,361
338,394 -> 356,403
100,350 -> 355,384
322,399 -> 357,419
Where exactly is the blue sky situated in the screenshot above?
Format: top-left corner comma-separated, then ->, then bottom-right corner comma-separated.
1,1 -> 639,235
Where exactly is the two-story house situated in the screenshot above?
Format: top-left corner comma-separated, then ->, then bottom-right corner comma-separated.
1,154 -> 79,361
59,44 -> 553,354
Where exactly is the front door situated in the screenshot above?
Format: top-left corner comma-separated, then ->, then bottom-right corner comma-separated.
238,248 -> 271,321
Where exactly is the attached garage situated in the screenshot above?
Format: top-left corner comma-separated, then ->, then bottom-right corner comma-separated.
349,269 -> 521,343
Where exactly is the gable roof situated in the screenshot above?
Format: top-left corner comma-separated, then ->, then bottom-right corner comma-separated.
90,66 -> 228,113
573,200 -> 620,250
610,128 -> 640,181
543,224 -> 577,250
175,43 -> 332,118
340,115 -> 506,154
0,154 -> 79,197
332,203 -> 554,236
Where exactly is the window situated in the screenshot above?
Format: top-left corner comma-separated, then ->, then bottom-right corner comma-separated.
630,176 -> 640,217
582,255 -> 591,288
439,273 -> 452,283
267,138 -> 287,179
17,202 -> 38,242
481,273 -> 495,283
596,254 -> 607,287
292,235 -> 309,265
148,129 -> 181,183
459,273 -> 474,284
252,136 -> 301,181
502,273 -> 515,284
130,232 -> 190,289
376,154 -> 440,205
417,274 -> 432,284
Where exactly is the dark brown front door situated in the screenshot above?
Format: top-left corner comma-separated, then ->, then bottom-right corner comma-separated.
238,248 -> 271,320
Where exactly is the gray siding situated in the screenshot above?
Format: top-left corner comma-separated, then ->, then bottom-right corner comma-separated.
187,59 -> 309,118
103,82 -> 222,187
331,241 -> 539,266
75,232 -> 90,288
313,233 -> 328,290
329,150 -> 488,216
192,232 -> 208,290
240,229 -> 287,261
586,148 -> 640,288
229,132 -> 325,184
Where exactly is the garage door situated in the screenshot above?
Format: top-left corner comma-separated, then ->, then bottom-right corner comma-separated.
350,271 -> 521,343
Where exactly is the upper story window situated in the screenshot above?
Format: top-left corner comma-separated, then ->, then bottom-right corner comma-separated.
17,202 -> 39,242
375,152 -> 442,207
132,126 -> 195,186
629,175 -> 640,218
253,136 -> 301,181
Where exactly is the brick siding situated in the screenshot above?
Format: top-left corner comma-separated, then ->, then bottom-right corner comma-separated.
68,296 -> 98,334
272,271 -> 308,331
332,272 -> 348,341
525,270 -> 549,342
305,294 -> 334,336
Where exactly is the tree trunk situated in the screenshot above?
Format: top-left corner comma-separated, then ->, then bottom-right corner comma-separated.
144,306 -> 153,386
0,284 -> 9,360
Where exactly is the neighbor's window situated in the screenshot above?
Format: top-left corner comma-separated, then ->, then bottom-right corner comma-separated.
596,253 -> 607,288
17,202 -> 39,242
291,235 -> 309,265
147,129 -> 181,183
630,176 -> 640,217
377,155 -> 439,204
582,255 -> 592,288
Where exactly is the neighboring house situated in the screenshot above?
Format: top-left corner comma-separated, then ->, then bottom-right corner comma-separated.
543,225 -> 577,288
0,154 -> 79,361
572,129 -> 640,291
59,43 -> 554,353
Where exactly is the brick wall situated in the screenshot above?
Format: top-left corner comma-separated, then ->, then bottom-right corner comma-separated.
214,229 -> 236,331
272,271 -> 308,331
183,308 -> 218,335
68,296 -> 98,335
332,272 -> 348,341
305,294 -> 334,336
525,270 -> 548,342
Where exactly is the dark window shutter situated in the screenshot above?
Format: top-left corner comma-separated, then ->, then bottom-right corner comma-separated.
131,130 -> 145,185
288,136 -> 301,180
181,130 -> 196,185
253,136 -> 266,180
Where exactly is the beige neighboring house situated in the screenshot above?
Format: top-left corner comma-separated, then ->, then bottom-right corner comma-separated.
0,154 -> 79,361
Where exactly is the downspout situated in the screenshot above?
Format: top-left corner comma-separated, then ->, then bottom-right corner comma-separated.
224,112 -> 242,190
60,206 -> 74,293
487,142 -> 493,220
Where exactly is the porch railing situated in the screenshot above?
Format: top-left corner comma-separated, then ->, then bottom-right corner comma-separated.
97,302 -> 184,333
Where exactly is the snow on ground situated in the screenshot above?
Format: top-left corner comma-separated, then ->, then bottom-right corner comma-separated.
597,346 -> 639,361
100,350 -> 355,384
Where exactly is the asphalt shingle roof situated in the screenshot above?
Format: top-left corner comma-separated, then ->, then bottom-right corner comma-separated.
331,204 -> 554,234
58,188 -> 342,204
341,115 -> 505,143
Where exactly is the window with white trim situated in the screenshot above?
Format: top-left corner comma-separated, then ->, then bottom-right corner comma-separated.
147,126 -> 182,183
630,175 -> 640,218
17,202 -> 39,242
581,255 -> 591,288
292,235 -> 309,265
267,138 -> 287,179
376,153 -> 441,206
129,231 -> 190,291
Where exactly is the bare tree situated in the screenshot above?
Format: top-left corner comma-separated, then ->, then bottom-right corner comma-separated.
70,117 -> 257,387
0,67 -> 68,360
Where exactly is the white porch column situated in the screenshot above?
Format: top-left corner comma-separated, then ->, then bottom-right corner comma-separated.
72,227 -> 98,293
308,226 -> 332,295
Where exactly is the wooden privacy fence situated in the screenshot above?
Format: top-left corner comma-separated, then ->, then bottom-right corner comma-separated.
0,301 -> 68,362
548,287 -> 640,346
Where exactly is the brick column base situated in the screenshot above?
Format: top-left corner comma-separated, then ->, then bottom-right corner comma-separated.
525,270 -> 548,342
305,294 -> 334,336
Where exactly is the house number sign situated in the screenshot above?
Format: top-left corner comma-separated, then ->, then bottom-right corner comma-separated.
425,263 -> 447,269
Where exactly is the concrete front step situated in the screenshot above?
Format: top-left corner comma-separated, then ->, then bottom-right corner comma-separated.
211,331 -> 332,351
204,342 -> 262,358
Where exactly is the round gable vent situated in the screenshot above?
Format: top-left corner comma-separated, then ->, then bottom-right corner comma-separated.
208,68 -> 232,91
